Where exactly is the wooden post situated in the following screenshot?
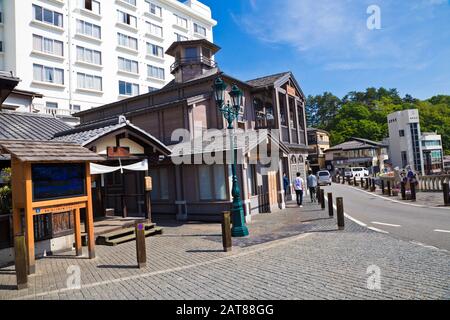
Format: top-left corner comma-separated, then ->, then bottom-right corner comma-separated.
317,185 -> 322,205
135,222 -> 147,268
221,211 -> 232,252
360,178 -> 364,189
85,164 -> 96,259
24,163 -> 35,275
411,181 -> 417,202
336,197 -> 345,230
74,208 -> 82,256
327,192 -> 333,217
321,189 -> 325,210
365,178 -> 370,190
381,180 -> 385,195
14,235 -> 28,290
370,178 -> 376,192
353,177 -> 357,187
401,182 -> 406,200
387,181 -> 391,196
443,182 -> 450,206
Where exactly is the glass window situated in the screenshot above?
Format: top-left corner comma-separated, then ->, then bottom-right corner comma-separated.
147,43 -> 164,57
174,14 -> 188,29
194,23 -> 206,36
77,19 -> 101,39
77,73 -> 102,91
147,22 -> 163,38
185,47 -> 197,60
198,166 -> 212,200
33,64 -> 64,84
117,10 -> 137,27
118,57 -> 139,73
119,80 -> 139,96
175,33 -> 188,42
117,33 -> 138,50
146,1 -> 162,16
147,65 -> 165,80
46,102 -> 58,109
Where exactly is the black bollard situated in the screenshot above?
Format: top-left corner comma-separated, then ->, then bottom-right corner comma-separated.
336,197 -> 345,230
401,182 -> 406,200
328,192 -> 334,217
443,182 -> 450,206
381,180 -> 385,195
221,211 -> 232,252
317,186 -> 322,204
361,178 -> 364,189
321,189 -> 326,210
410,181 -> 417,202
387,181 -> 391,196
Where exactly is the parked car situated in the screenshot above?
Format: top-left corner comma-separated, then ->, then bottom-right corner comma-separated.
317,170 -> 332,186
344,167 -> 369,178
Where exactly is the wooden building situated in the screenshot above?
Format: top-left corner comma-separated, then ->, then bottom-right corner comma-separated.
75,39 -> 310,221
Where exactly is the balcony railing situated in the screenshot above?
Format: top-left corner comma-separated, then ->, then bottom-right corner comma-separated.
33,104 -> 75,117
170,56 -> 217,73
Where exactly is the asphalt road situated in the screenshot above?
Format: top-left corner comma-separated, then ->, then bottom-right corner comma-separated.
322,183 -> 450,251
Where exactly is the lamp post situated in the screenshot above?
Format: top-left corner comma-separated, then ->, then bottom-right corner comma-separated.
213,76 -> 249,237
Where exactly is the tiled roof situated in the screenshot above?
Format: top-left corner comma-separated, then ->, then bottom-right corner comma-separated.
53,117 -> 172,156
327,137 -> 386,152
0,111 -> 72,141
247,72 -> 291,88
0,140 -> 104,162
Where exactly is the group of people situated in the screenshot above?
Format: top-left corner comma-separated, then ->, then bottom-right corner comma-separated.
283,171 -> 319,207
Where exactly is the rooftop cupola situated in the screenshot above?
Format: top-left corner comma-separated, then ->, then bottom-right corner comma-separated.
166,39 -> 220,83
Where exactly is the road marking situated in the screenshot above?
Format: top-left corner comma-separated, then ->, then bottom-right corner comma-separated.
410,241 -> 440,250
324,195 -> 368,227
339,184 -> 450,211
367,227 -> 389,234
434,229 -> 450,234
371,222 -> 401,228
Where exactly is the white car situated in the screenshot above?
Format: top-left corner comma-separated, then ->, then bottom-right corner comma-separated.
317,170 -> 332,186
344,167 -> 369,178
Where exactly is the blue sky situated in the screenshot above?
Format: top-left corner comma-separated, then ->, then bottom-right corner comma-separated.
196,0 -> 450,99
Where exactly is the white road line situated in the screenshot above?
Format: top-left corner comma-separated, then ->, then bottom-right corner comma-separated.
324,195 -> 368,227
434,229 -> 450,234
367,227 -> 389,234
371,222 -> 401,228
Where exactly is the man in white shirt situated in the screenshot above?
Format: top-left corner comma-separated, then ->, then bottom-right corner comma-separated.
293,172 -> 304,207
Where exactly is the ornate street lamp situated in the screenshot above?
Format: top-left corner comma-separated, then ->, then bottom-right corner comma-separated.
213,76 -> 249,237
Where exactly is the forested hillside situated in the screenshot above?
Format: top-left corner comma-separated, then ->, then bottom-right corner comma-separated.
306,88 -> 450,155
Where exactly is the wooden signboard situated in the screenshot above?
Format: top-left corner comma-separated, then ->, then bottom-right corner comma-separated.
145,176 -> 152,191
286,85 -> 297,97
107,146 -> 130,158
34,202 -> 86,215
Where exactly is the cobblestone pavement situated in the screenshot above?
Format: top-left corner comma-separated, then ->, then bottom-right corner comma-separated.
0,200 -> 449,300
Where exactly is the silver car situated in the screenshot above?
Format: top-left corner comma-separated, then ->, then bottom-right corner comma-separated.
317,170 -> 332,186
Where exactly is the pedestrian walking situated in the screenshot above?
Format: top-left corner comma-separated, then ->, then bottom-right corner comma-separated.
307,170 -> 318,203
293,172 -> 304,207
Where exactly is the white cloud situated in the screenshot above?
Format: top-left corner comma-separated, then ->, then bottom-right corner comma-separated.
234,0 -> 446,71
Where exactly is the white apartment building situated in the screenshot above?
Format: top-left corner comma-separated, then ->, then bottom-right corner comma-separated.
0,0 -> 216,122
421,132 -> 444,175
387,109 -> 425,175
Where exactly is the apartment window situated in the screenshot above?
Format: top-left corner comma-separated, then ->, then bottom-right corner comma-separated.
194,23 -> 206,36
33,64 -> 64,85
145,1 -> 162,17
79,0 -> 101,15
117,10 -> 137,28
198,165 -> 227,201
46,102 -> 58,110
118,57 -> 139,74
33,35 -> 63,56
117,33 -> 138,50
399,130 -> 405,137
0,12 -> 3,24
119,80 -> 139,96
70,104 -> 81,112
147,65 -> 165,80
174,14 -> 188,29
77,73 -> 102,91
76,46 -> 102,65
175,33 -> 188,42
147,43 -> 164,57
76,19 -> 101,39
0,41 -> 3,52
121,0 -> 137,6
32,5 -> 63,28
148,87 -> 158,92
146,22 -> 163,38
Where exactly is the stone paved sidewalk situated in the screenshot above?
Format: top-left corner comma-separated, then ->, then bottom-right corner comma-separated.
0,199 -> 449,300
